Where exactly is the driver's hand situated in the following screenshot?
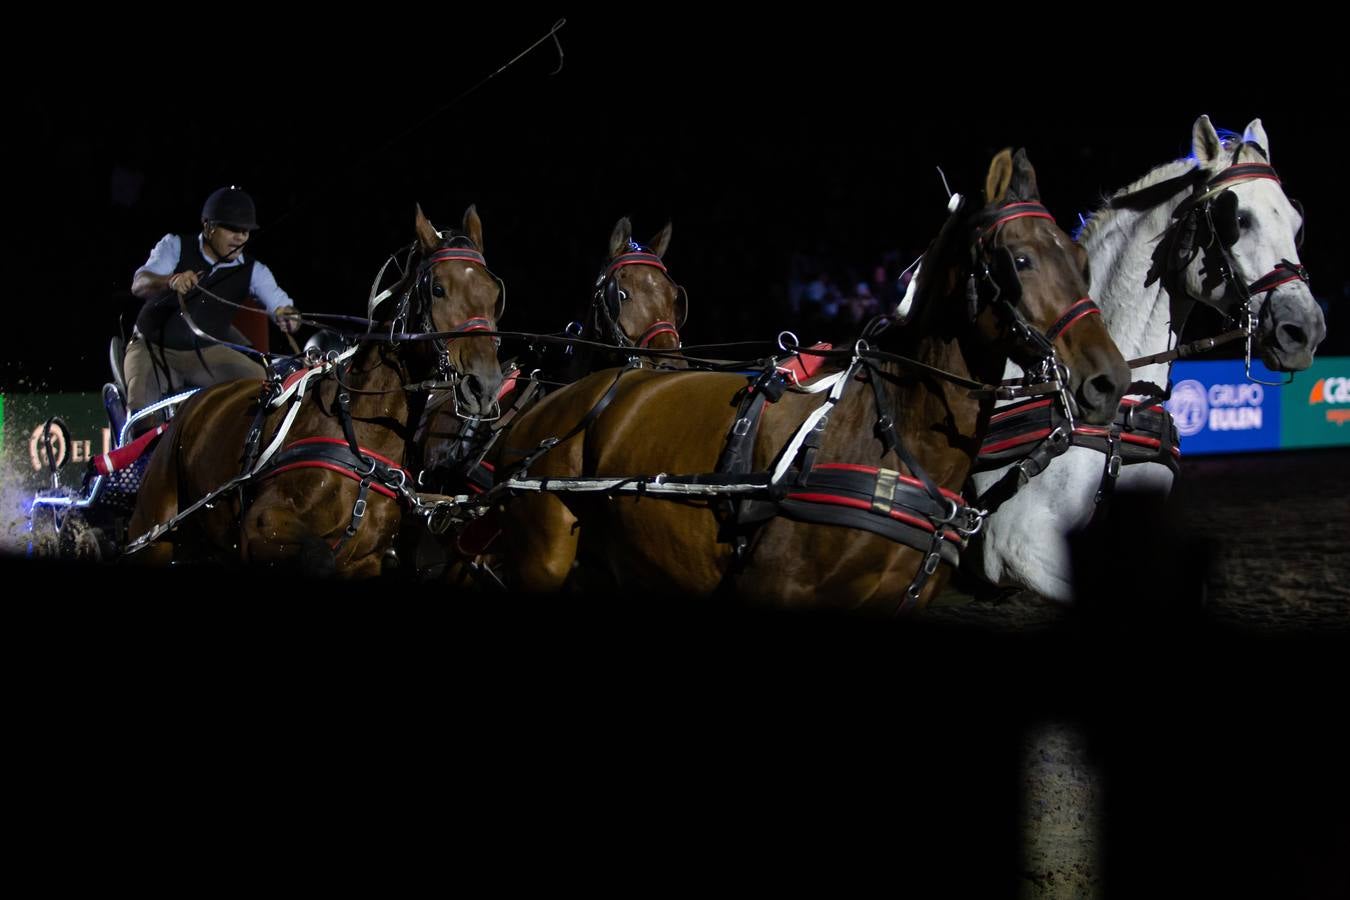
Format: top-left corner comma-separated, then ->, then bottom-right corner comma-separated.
168,271 -> 202,295
275,305 -> 302,334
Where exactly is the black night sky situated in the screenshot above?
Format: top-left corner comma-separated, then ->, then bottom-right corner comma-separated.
8,13 -> 1349,392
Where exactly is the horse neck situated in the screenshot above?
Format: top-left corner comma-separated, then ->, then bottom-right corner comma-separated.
1079,158 -> 1205,386
337,340 -> 418,453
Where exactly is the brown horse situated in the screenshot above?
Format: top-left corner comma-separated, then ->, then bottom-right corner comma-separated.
127,205 -> 504,576
493,149 -> 1131,610
563,216 -> 688,376
421,214 -> 688,478
411,216 -> 691,582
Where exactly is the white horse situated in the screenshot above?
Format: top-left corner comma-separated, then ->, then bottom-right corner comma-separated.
967,115 -> 1326,602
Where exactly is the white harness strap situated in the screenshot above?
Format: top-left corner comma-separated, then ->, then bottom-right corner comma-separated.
253,345 -> 360,474
770,360 -> 859,484
367,247 -> 410,318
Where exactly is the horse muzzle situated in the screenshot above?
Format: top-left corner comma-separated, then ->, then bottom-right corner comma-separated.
1256,289 -> 1326,372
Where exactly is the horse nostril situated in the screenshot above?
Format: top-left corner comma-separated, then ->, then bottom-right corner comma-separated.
458,374 -> 489,409
1083,372 -> 1120,408
1277,322 -> 1308,349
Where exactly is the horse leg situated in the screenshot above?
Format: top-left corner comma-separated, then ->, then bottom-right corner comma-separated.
126,438 -> 181,568
501,494 -> 580,592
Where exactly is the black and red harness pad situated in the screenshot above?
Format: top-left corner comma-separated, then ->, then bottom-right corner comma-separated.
256,437 -> 411,501
778,463 -> 966,565
976,397 -> 1180,474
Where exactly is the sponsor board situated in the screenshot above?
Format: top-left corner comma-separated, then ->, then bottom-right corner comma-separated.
1165,361 -> 1281,454
0,393 -> 111,493
1282,359 -> 1350,449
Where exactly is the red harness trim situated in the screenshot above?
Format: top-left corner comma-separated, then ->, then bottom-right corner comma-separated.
285,437 -> 406,471
990,397 -> 1055,424
258,437 -> 412,499
981,427 -> 1056,455
279,366 -> 311,394
426,249 -> 488,266
637,322 -> 680,347
1045,299 -> 1101,343
1208,164 -> 1281,188
786,491 -> 962,543
811,462 -> 966,504
265,462 -> 403,500
981,424 -> 1179,458
1251,270 -> 1304,292
497,368 -> 520,401
980,207 -> 1055,243
605,252 -> 669,278
776,342 -> 833,385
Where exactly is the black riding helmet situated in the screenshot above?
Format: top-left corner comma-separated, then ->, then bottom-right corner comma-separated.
202,185 -> 260,231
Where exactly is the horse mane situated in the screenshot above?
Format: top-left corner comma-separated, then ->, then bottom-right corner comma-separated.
883,196 -> 979,353
1075,130 -> 1260,243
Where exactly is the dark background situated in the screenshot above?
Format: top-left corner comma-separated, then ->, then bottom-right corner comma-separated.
8,13 -> 1348,392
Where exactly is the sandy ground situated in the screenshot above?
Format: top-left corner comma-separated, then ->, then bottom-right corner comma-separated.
925,446 -> 1350,632
923,447 -> 1349,899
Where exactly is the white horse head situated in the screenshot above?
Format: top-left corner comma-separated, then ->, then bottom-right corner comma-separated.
966,116 -> 1326,604
1083,115 -> 1324,373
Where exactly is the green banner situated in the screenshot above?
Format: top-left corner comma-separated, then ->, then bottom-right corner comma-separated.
1279,358 -> 1350,449
0,393 -> 111,494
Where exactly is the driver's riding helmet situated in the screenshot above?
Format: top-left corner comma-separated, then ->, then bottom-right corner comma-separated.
202,186 -> 260,231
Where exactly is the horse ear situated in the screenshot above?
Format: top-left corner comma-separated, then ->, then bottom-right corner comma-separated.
1192,115 -> 1224,166
1006,148 -> 1041,202
463,204 -> 484,252
608,216 -> 632,259
648,221 -> 673,259
414,204 -> 440,253
985,148 -> 1015,205
1242,118 -> 1270,162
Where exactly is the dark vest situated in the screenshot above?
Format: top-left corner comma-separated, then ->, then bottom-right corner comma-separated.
135,232 -> 256,350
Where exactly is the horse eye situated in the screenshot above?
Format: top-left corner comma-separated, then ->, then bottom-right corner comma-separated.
432,282 -> 446,297
1014,254 -> 1032,271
